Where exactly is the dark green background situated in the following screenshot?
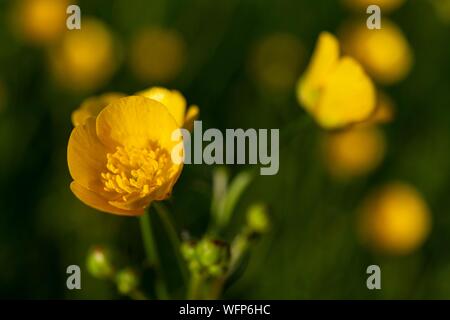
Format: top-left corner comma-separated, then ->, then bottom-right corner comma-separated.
0,0 -> 450,299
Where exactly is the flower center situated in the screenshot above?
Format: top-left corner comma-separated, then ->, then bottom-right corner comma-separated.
101,144 -> 174,204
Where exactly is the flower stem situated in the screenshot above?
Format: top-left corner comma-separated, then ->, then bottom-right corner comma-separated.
139,208 -> 169,300
188,274 -> 204,300
153,202 -> 189,286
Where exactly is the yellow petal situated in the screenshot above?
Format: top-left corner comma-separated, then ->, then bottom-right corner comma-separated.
70,182 -> 144,216
298,32 -> 339,111
67,118 -> 110,193
96,96 -> 180,150
316,57 -> 376,128
183,105 -> 200,131
71,92 -> 126,126
137,87 -> 186,126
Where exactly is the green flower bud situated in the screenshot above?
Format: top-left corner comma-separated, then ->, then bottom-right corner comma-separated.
86,246 -> 114,279
208,264 -> 225,277
246,203 -> 270,234
196,239 -> 223,267
188,259 -> 201,274
181,241 -> 196,261
115,268 -> 139,295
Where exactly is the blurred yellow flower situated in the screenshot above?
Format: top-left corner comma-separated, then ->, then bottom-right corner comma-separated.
249,33 -> 304,92
431,0 -> 450,23
11,0 -> 69,45
49,18 -> 118,92
342,0 -> 406,12
297,32 -> 376,129
322,125 -> 386,178
340,19 -> 413,85
358,182 -> 431,255
71,93 -> 126,126
137,87 -> 199,131
129,28 -> 186,83
368,91 -> 395,124
71,87 -> 199,131
67,96 -> 184,216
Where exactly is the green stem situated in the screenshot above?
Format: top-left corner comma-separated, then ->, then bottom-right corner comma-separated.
153,202 -> 189,286
188,274 -> 204,300
139,208 -> 169,300
129,289 -> 150,300
208,229 -> 251,300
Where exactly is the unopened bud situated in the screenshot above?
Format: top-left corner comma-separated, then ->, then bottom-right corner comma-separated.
86,246 -> 114,279
115,268 -> 139,295
181,241 -> 196,260
246,203 -> 270,234
196,238 -> 227,267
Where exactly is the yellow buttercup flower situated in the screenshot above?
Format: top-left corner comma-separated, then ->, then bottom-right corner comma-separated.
342,0 -> 406,12
358,182 -> 431,255
129,28 -> 186,83
137,87 -> 199,131
340,19 -> 413,85
297,32 -> 376,129
49,18 -> 118,92
11,0 -> 69,45
67,96 -> 184,216
71,87 -> 199,130
322,125 -> 386,178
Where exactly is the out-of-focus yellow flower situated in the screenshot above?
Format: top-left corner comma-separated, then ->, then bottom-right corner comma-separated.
71,93 -> 126,126
137,87 -> 199,131
67,96 -> 184,216
322,125 -> 386,178
249,33 -> 304,92
129,28 -> 186,83
342,0 -> 406,12
358,182 -> 431,255
49,18 -> 118,92
368,91 -> 395,124
297,32 -> 376,129
11,0 -> 69,45
71,87 -> 199,130
431,0 -> 450,24
340,20 -> 413,85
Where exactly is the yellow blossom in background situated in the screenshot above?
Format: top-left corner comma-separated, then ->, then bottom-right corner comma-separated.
340,20 -> 413,85
322,125 -> 386,178
71,88 -> 199,130
49,18 -> 118,92
249,33 -> 304,93
358,182 -> 431,255
431,0 -> 450,24
67,96 -> 184,216
129,28 -> 186,83
71,93 -> 126,126
137,87 -> 199,131
297,32 -> 376,129
11,0 -> 69,45
368,91 -> 395,124
342,0 -> 406,12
